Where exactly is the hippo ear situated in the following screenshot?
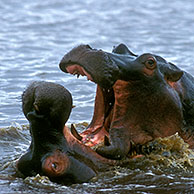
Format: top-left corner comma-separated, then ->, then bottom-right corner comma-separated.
112,43 -> 137,56
164,68 -> 183,82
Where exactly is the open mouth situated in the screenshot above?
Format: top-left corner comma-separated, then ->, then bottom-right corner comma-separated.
65,66 -> 148,157
65,64 -> 115,147
66,64 -> 94,82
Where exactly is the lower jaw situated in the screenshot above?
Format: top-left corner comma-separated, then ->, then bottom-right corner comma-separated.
81,127 -> 109,148
78,85 -> 114,146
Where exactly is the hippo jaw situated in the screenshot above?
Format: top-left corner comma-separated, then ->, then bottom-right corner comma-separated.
59,45 -> 120,89
39,124 -> 118,184
59,45 -> 158,148
59,44 -> 184,160
17,118 -> 98,184
58,44 -> 138,150
17,136 -> 98,184
17,81 -> 116,184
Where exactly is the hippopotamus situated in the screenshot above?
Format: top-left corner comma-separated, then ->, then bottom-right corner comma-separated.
59,44 -> 194,160
16,81 -> 117,184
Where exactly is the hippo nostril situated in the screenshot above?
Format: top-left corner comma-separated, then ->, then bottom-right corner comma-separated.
145,57 -> 157,70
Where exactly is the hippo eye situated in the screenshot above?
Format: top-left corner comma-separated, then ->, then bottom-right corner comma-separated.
52,163 -> 57,170
145,57 -> 157,70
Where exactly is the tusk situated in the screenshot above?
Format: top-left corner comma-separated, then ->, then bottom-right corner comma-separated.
33,103 -> 39,112
70,124 -> 82,141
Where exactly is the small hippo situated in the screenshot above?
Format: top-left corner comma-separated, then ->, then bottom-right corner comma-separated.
17,81 -> 116,184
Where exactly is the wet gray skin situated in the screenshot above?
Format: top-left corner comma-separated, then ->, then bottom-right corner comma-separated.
17,81 -> 117,184
59,44 -> 194,159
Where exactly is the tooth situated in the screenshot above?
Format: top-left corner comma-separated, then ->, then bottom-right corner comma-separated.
33,103 -> 39,112
70,124 -> 82,141
108,89 -> 110,92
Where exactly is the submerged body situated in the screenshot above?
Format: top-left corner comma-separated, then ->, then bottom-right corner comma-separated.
59,44 -> 194,159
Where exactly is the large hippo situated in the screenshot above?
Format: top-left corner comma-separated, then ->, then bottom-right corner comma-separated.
59,44 -> 194,160
16,81 -> 117,184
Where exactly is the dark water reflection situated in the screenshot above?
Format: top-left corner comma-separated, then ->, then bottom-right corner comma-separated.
0,0 -> 194,193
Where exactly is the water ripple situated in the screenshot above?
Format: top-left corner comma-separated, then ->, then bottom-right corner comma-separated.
0,0 -> 194,192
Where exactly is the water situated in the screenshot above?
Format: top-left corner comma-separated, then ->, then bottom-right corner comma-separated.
0,0 -> 194,193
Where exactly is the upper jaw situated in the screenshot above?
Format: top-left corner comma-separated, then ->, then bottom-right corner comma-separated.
58,45 -> 95,83
59,44 -> 121,89
65,64 -> 94,82
59,44 -> 94,73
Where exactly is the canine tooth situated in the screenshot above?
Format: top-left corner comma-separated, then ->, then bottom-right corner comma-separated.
33,103 -> 39,112
70,124 -> 82,141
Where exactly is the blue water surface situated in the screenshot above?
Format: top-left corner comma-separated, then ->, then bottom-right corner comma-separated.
0,0 -> 194,193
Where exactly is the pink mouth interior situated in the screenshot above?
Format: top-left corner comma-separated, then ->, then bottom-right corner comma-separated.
66,65 -> 93,81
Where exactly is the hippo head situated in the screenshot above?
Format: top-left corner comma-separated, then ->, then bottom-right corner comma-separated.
17,81 -> 115,184
59,44 -> 184,159
59,44 -> 123,89
59,44 -> 182,87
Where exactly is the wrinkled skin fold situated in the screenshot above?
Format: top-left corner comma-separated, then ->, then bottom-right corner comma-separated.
59,44 -> 194,159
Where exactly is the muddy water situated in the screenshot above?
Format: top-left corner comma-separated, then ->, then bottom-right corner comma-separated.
0,0 -> 194,193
